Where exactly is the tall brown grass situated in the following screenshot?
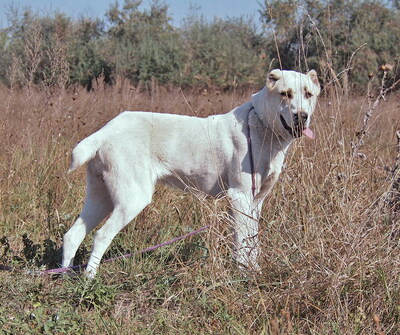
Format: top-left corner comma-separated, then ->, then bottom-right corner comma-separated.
0,76 -> 399,333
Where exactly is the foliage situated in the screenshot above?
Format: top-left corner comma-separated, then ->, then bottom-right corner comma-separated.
68,18 -> 111,90
104,0 -> 183,85
180,15 -> 265,88
68,276 -> 119,311
0,0 -> 398,91
260,0 -> 400,92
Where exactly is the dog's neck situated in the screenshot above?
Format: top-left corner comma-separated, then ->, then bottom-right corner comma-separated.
249,104 -> 292,153
251,87 -> 292,144
252,106 -> 293,152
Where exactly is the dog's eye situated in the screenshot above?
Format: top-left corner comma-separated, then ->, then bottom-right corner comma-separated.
280,91 -> 293,99
304,91 -> 313,99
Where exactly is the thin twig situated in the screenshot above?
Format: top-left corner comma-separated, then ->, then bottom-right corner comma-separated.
351,70 -> 400,159
384,130 -> 400,212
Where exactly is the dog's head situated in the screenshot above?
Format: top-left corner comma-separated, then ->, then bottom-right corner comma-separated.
253,69 -> 320,140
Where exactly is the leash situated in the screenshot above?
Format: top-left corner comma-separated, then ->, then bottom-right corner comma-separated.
2,224 -> 211,275
247,106 -> 256,198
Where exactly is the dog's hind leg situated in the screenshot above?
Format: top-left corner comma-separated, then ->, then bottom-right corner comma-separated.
85,177 -> 154,278
62,167 -> 113,269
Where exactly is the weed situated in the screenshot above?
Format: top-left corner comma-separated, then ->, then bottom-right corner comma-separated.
66,276 -> 119,311
0,304 -> 84,334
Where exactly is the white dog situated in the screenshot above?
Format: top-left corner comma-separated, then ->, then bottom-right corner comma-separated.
62,69 -> 320,277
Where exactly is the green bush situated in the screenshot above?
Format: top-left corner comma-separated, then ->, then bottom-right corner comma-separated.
0,0 -> 398,91
260,0 -> 400,92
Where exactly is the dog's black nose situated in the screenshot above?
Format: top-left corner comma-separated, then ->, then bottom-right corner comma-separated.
293,112 -> 308,125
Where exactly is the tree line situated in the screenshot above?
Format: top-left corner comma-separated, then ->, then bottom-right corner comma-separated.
0,0 -> 399,92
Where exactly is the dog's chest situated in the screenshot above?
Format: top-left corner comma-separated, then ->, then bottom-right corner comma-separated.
255,150 -> 286,201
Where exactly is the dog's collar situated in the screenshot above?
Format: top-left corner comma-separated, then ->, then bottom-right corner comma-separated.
252,102 -> 293,143
247,106 -> 256,198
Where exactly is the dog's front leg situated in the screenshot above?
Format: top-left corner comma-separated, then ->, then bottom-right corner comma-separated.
228,191 -> 262,271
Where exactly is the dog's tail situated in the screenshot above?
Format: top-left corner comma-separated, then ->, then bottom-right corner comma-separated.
68,134 -> 102,174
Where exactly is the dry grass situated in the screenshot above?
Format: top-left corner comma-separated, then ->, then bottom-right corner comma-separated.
0,79 -> 399,334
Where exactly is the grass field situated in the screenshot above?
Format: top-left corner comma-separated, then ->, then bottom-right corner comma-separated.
0,78 -> 399,334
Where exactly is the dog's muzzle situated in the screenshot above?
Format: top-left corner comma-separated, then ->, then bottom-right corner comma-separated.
280,112 -> 308,138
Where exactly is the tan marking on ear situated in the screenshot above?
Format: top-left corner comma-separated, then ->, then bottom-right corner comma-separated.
267,69 -> 282,90
307,70 -> 320,87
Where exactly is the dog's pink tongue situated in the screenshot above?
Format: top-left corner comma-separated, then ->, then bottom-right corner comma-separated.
303,128 -> 315,139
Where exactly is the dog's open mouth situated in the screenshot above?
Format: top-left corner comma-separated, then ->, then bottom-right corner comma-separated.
280,115 -> 315,139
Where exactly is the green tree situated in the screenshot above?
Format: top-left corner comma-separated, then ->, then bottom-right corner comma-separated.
0,0 -> 398,91
259,0 -> 400,92
181,15 -> 266,88
105,0 -> 183,86
68,18 -> 111,89
0,7 -> 71,89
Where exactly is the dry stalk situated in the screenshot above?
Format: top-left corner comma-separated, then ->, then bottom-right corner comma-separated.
384,130 -> 400,213
5,53 -> 21,113
43,20 -> 70,95
300,7 -> 365,100
351,67 -> 400,159
23,20 -> 43,93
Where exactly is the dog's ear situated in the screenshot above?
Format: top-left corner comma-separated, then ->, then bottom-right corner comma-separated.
307,70 -> 320,87
267,69 -> 282,89
307,70 -> 321,96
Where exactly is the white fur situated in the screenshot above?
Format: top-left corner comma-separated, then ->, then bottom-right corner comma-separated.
62,69 -> 320,278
